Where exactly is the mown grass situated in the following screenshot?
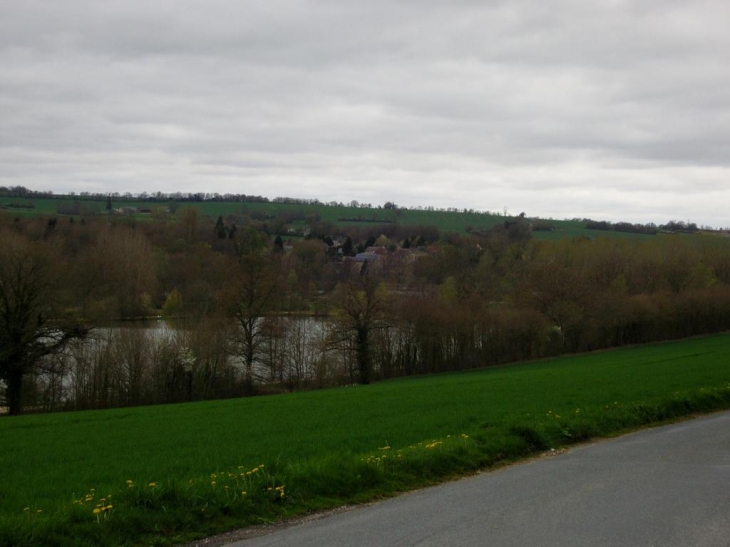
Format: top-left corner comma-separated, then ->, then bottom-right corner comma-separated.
2,334 -> 730,546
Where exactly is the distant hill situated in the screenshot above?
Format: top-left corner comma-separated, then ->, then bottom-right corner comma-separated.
0,189 -> 716,240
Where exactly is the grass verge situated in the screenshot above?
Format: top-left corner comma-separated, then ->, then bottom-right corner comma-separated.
2,334 -> 730,546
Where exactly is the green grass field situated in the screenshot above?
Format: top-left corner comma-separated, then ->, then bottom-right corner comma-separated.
2,334 -> 730,546
0,195 -> 657,240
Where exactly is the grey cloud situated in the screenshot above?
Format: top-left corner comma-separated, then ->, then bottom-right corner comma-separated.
1,0 -> 729,226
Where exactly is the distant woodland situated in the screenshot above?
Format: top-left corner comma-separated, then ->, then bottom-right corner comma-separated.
2,192 -> 730,415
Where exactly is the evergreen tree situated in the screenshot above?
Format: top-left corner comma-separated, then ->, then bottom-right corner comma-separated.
214,215 -> 227,238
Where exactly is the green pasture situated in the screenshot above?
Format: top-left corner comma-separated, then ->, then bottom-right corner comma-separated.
2,334 -> 730,546
0,195 -> 656,240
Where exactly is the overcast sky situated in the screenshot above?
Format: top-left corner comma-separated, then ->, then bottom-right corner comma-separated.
1,1 -> 729,227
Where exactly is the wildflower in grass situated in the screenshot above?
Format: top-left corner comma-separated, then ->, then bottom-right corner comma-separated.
379,444 -> 391,450
93,503 -> 113,523
267,485 -> 286,499
23,507 -> 29,512
148,482 -> 157,488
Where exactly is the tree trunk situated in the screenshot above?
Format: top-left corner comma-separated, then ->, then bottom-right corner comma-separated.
6,367 -> 24,416
356,326 -> 370,385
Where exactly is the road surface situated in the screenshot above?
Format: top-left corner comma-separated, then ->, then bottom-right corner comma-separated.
226,411 -> 730,547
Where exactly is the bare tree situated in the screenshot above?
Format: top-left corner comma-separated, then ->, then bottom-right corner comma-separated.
0,230 -> 87,415
333,271 -> 390,385
223,228 -> 281,392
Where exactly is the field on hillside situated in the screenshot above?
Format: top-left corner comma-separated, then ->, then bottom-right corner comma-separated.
0,195 -> 657,239
2,334 -> 730,546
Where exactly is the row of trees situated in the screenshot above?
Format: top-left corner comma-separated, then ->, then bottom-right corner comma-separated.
3,209 -> 730,415
585,218 -> 704,235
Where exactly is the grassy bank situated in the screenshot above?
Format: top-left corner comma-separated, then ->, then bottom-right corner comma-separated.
2,334 -> 730,546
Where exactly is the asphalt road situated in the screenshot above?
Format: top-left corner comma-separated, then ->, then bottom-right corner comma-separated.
227,411 -> 730,547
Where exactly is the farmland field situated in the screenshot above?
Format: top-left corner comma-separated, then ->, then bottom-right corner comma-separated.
0,194 -> 657,240
2,333 -> 730,546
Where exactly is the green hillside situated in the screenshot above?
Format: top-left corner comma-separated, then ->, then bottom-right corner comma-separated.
0,194 -> 660,240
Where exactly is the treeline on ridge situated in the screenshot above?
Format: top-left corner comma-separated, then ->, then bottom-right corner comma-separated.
585,218 -> 701,235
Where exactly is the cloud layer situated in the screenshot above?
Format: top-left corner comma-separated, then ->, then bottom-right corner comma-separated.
2,1 -> 729,226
